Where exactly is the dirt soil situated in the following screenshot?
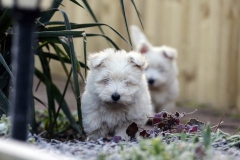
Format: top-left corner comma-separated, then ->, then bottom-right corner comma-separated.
33,76 -> 240,135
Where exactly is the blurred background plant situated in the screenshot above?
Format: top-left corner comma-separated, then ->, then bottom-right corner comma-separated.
0,0 -> 142,139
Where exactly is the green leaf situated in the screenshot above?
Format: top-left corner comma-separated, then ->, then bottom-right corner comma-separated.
35,51 -> 88,69
69,0 -> 84,8
130,0 -> 144,29
29,93 -> 36,133
42,23 -> 132,48
48,8 -> 83,133
34,96 -> 47,108
0,9 -> 12,35
35,68 -> 81,134
50,43 -> 76,93
203,123 -> 211,148
85,33 -> 120,50
38,37 -> 71,57
82,33 -> 87,79
81,0 -> 106,37
120,0 -> 132,48
0,71 -> 10,90
36,30 -> 85,38
39,0 -> 63,23
0,89 -> 10,115
181,131 -> 186,142
50,68 -> 72,134
37,49 -> 56,130
40,33 -> 120,50
38,33 -> 120,61
233,127 -> 240,135
50,43 -> 70,74
38,30 -> 121,51
41,21 -> 78,26
0,54 -> 15,80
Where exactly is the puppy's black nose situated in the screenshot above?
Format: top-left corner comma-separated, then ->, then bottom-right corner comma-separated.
148,79 -> 155,85
111,93 -> 120,101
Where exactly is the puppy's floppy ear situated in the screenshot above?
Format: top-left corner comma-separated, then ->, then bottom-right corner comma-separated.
128,51 -> 148,70
162,47 -> 178,60
88,52 -> 108,69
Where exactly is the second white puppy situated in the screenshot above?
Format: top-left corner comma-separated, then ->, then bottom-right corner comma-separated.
82,48 -> 152,140
130,25 -> 179,113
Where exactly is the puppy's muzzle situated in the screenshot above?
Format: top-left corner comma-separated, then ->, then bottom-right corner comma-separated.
111,92 -> 120,101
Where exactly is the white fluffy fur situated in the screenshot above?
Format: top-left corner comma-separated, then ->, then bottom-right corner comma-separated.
81,48 -> 152,140
130,25 -> 179,113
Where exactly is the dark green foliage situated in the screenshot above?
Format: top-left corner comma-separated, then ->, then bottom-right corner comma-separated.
0,0 -> 143,139
120,0 -> 133,48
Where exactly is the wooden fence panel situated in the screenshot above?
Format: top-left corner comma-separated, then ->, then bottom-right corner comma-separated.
48,0 -> 240,110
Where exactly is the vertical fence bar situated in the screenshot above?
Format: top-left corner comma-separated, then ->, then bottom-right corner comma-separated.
10,8 -> 39,141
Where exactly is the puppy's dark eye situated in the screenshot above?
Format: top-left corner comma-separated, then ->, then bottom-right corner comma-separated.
125,80 -> 137,86
159,68 -> 164,72
125,81 -> 130,86
103,78 -> 110,84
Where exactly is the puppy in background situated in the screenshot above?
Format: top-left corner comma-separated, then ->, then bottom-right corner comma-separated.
81,48 -> 152,140
130,25 -> 179,113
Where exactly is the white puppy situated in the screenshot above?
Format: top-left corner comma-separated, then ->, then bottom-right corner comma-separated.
130,25 -> 179,113
81,48 -> 152,140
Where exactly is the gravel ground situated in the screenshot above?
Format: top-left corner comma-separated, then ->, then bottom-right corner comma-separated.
32,134 -> 240,160
34,136 -> 138,160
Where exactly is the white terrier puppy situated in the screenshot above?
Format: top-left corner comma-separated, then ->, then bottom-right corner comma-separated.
81,48 -> 152,140
130,25 -> 179,113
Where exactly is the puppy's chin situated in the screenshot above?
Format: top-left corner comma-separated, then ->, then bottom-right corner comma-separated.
148,82 -> 166,90
101,99 -> 133,108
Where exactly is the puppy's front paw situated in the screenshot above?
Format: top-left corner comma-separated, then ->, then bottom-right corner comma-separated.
115,126 -> 131,141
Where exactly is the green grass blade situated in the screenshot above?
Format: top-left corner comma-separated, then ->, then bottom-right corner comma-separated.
29,93 -> 36,133
69,0 -> 84,8
35,19 -> 46,28
35,68 -> 81,134
0,9 -> 12,35
233,127 -> 240,135
38,37 -> 71,57
51,44 -> 69,59
50,68 -> 72,134
42,23 -> 132,48
50,43 -> 76,93
50,43 -> 70,75
40,33 -> 120,50
0,54 -> 15,80
130,0 -> 144,29
0,71 -> 10,90
37,49 -> 56,131
29,31 -> 121,53
65,34 -> 83,134
84,33 -> 120,50
50,8 -> 83,133
119,0 -> 132,48
39,0 -> 62,23
36,30 -> 85,38
203,123 -> 211,148
41,21 -> 78,26
0,89 -> 10,115
81,0 -> 106,36
34,96 -> 47,108
35,51 -> 88,69
82,33 -> 87,79
37,41 -> 49,50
